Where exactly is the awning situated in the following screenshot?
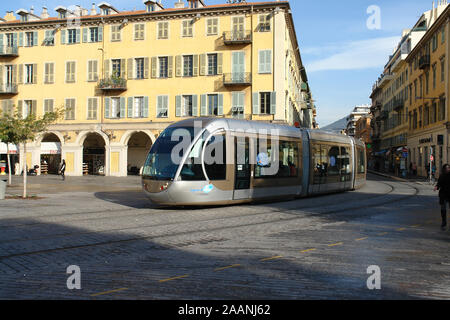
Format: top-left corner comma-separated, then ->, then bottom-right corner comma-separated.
40,142 -> 61,155
374,149 -> 388,156
0,142 -> 19,154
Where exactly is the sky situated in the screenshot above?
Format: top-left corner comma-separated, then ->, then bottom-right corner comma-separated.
0,0 -> 437,127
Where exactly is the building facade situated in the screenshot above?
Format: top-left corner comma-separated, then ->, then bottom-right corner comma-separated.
345,105 -> 370,137
0,0 -> 316,177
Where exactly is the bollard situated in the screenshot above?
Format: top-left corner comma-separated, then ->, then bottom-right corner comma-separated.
0,178 -> 6,200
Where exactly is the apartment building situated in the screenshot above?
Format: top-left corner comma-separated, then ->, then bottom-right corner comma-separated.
0,0 -> 315,176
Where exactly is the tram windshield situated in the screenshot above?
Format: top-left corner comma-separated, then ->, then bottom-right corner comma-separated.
142,126 -> 198,180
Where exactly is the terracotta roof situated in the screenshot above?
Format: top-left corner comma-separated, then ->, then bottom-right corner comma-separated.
2,1 -> 289,25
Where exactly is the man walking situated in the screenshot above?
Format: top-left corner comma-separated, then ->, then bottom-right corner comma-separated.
59,160 -> 66,181
434,164 -> 450,230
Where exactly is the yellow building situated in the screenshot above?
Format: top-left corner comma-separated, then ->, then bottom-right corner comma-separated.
0,0 -> 315,176
406,3 -> 449,177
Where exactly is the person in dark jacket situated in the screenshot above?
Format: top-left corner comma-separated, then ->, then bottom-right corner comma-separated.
434,164 -> 450,230
59,160 -> 66,181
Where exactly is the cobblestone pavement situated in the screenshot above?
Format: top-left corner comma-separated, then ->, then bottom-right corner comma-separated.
0,174 -> 449,299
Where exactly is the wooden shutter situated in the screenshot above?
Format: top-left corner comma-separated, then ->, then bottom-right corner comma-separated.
119,97 -> 126,118
44,63 -> 49,84
151,57 -> 157,78
192,95 -> 198,117
82,28 -> 88,43
98,26 -> 103,42
60,30 -> 66,44
104,59 -> 110,78
127,97 -> 133,118
17,100 -> 23,118
252,92 -> 260,115
12,65 -> 17,85
127,58 -> 133,79
270,91 -> 276,115
32,64 -> 37,84
104,97 -> 110,118
175,55 -> 182,77
18,32 -> 23,47
168,56 -> 173,78
218,94 -> 224,116
144,57 -> 149,79
0,66 -> 3,87
175,95 -> 181,117
200,94 -> 207,116
156,96 -> 162,117
193,55 -> 199,76
200,54 -> 206,76
33,31 -> 38,46
120,59 -> 126,78
18,64 -> 23,84
217,53 -> 223,74
143,96 -> 149,118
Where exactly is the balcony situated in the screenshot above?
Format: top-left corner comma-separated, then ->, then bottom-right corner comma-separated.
0,45 -> 18,57
379,111 -> 389,120
377,73 -> 394,88
222,31 -> 252,45
223,73 -> 252,86
393,99 -> 404,112
0,83 -> 18,95
419,55 -> 430,70
98,77 -> 127,91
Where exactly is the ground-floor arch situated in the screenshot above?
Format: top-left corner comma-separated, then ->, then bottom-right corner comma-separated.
126,131 -> 153,175
40,133 -> 62,175
83,133 -> 107,175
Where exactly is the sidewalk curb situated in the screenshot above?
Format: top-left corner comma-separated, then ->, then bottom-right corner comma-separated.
368,170 -> 429,185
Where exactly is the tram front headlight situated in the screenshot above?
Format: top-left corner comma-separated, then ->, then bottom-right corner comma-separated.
160,183 -> 169,191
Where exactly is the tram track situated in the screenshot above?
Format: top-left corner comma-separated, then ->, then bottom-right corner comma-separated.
0,178 -> 419,261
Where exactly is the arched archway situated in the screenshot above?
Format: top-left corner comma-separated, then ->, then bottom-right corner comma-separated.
126,131 -> 153,175
40,133 -> 62,174
83,133 -> 107,175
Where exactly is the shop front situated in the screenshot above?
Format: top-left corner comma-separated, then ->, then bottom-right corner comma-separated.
0,142 -> 19,175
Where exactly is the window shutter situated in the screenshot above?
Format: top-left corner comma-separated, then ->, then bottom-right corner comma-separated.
50,63 -> 55,83
19,32 -> 23,47
156,96 -> 161,117
32,64 -> 37,84
119,97 -> 126,118
31,100 -> 37,115
127,58 -> 133,79
163,96 -> 168,117
193,54 -> 199,76
76,28 -> 81,43
0,66 -> 3,86
175,55 -> 182,77
200,54 -> 206,76
270,91 -> 276,115
192,95 -> 198,117
127,97 -> 133,118
18,64 -> 23,84
98,26 -> 103,42
151,57 -> 157,78
82,28 -> 88,43
232,92 -> 238,108
44,64 -> 49,84
168,56 -> 173,78
217,53 -> 223,74
120,59 -> 126,78
33,31 -> 38,46
12,65 -> 17,85
104,59 -> 110,78
144,57 -> 149,79
200,94 -> 207,116
266,50 -> 272,73
143,96 -> 149,118
17,100 -> 23,118
60,30 -> 66,44
13,33 -> 18,48
104,97 -> 110,118
253,92 -> 259,114
259,51 -> 265,73
175,95 -> 181,117
218,94 -> 224,116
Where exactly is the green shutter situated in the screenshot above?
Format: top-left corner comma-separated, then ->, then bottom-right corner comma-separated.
199,54 -> 206,76
17,100 -> 22,118
104,59 -> 110,78
18,64 -> 23,84
151,57 -> 157,78
266,50 -> 272,73
253,92 -> 259,115
119,97 -> 126,118
175,55 -> 182,77
61,30 -> 66,44
259,51 -> 264,73
200,94 -> 207,116
192,95 -> 198,116
127,58 -> 133,79
156,96 -> 162,117
19,32 -> 23,47
0,66 -> 3,86
175,95 -> 181,117
32,64 -> 37,84
82,28 -> 88,43
33,31 -> 38,46
104,97 -> 110,118
270,91 -> 276,115
144,57 -> 149,79
0,34 -> 4,48
232,92 -> 238,108
120,59 -> 126,78
168,56 -> 173,78
127,97 -> 133,118
218,94 -> 223,116
76,28 -> 81,43
143,96 -> 149,118
193,55 -> 199,76
217,53 -> 223,74
98,26 -> 103,42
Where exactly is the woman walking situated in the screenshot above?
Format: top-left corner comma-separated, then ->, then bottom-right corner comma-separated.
434,164 -> 450,230
59,160 -> 66,181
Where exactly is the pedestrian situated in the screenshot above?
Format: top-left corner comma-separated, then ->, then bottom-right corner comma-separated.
434,164 -> 450,230
59,160 -> 66,181
412,162 -> 417,176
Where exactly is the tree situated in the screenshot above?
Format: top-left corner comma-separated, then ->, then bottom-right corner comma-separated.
0,115 -> 18,186
0,107 -> 63,198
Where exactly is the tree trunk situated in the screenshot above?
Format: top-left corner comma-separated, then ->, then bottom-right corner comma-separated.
6,145 -> 12,186
23,143 -> 27,199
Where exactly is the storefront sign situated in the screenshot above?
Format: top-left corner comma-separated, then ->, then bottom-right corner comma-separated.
40,142 -> 61,155
0,143 -> 19,154
419,137 -> 432,144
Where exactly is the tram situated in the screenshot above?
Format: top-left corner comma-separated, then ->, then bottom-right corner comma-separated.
142,118 -> 366,206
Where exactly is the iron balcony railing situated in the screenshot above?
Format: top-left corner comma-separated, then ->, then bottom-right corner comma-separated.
0,83 -> 18,94
223,73 -> 252,86
98,77 -> 127,90
0,45 -> 18,56
419,55 -> 430,70
222,30 -> 252,44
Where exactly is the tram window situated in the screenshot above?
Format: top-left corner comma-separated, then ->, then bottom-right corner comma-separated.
204,133 -> 227,180
358,148 -> 366,174
340,146 -> 351,181
312,144 -> 327,184
327,146 -> 340,177
180,133 -> 207,181
255,139 -> 299,179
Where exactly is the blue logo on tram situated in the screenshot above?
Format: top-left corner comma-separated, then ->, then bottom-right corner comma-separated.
202,184 -> 214,194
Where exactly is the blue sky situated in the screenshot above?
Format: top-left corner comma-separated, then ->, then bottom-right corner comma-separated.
0,0 -> 436,126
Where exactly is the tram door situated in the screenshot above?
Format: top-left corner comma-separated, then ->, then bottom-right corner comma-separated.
234,137 -> 251,200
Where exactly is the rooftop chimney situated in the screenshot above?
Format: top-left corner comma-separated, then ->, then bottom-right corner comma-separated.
4,11 -> 16,22
174,0 -> 185,9
91,3 -> 97,15
41,7 -> 49,19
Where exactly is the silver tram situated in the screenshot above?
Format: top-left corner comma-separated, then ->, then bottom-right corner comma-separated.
142,118 -> 366,206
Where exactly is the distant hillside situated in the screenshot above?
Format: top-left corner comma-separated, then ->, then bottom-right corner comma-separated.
322,116 -> 347,132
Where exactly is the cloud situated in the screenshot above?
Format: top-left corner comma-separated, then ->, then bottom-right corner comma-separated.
304,36 -> 400,72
